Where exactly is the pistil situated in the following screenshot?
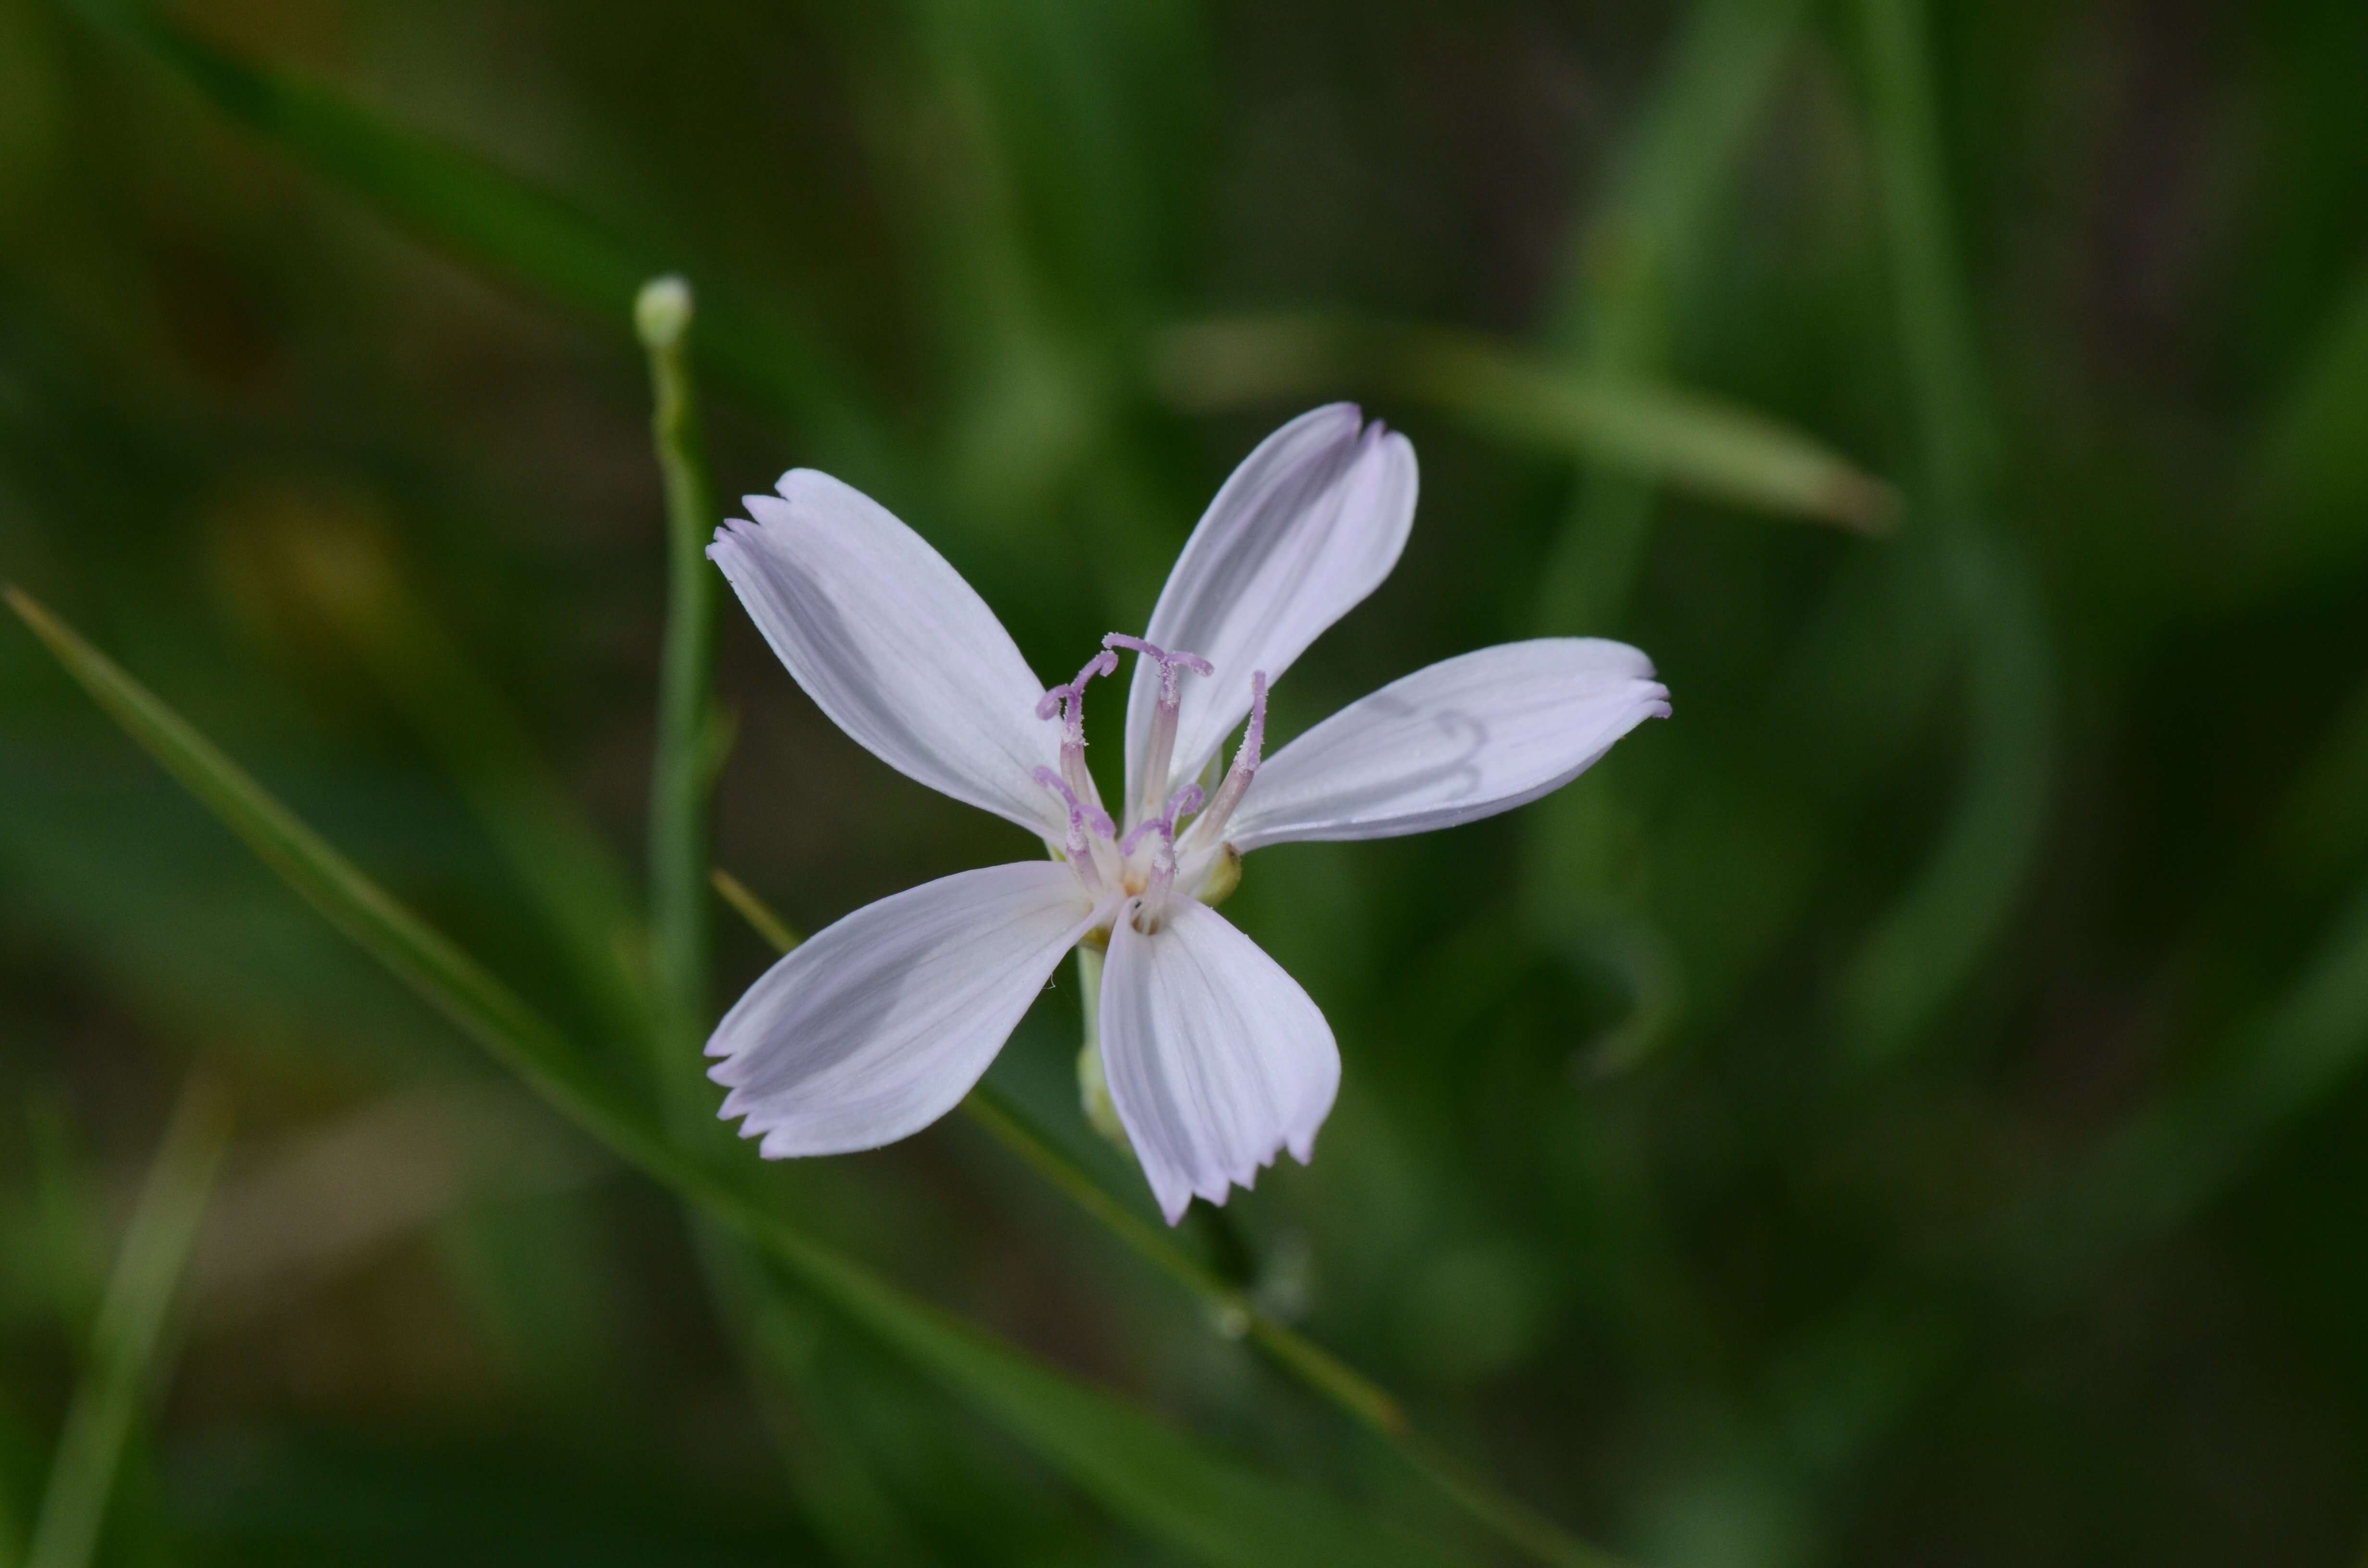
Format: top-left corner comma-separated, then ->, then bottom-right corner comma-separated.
1120,782 -> 1203,927
1034,767 -> 1116,894
1104,633 -> 1212,824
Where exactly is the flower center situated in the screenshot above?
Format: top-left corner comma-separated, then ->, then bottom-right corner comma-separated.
1120,782 -> 1201,927
1035,636 -> 1270,928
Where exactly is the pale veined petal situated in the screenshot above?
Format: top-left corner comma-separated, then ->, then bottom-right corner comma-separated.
1124,405 -> 1417,807
710,862 -> 1098,1157
712,471 -> 1063,836
1223,639 -> 1670,851
1099,899 -> 1341,1224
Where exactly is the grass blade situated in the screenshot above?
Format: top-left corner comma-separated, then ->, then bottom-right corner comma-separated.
2047,879 -> 2368,1272
26,1077 -> 230,1568
2,585 -> 1458,1568
1154,314 -> 1896,533
239,496 -> 654,1052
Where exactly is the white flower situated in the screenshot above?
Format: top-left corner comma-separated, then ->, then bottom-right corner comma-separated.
704,405 -> 1671,1223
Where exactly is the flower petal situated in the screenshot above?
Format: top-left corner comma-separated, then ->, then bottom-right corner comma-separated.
712,471 -> 1062,836
1224,639 -> 1670,850
1099,899 -> 1341,1224
710,862 -> 1097,1157
1125,405 -> 1416,807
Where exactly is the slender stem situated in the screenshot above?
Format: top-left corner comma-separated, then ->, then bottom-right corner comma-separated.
640,275 -> 723,1111
640,282 -> 908,1544
712,868 -> 800,955
714,868 -> 1624,1568
1070,945 -> 1133,1148
27,1078 -> 230,1568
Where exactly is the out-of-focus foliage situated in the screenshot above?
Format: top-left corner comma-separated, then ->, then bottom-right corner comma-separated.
3,0 -> 2367,1563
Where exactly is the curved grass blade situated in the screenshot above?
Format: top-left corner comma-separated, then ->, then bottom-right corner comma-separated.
65,0 -> 898,480
1521,0 -> 1813,1086
26,1077 -> 229,1568
2,585 -> 1458,1568
1153,313 -> 1896,533
2038,878 -> 2368,1279
237,498 -> 655,1054
1839,0 -> 2055,1062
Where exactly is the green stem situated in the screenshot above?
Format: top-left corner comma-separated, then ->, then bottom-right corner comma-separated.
712,868 -> 799,955
716,869 -> 1623,1568
1071,945 -> 1132,1147
640,275 -> 723,1111
638,283 -> 912,1546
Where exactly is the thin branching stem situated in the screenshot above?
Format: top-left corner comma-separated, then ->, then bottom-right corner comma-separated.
6,583 -> 1455,1565
715,871 -> 1626,1568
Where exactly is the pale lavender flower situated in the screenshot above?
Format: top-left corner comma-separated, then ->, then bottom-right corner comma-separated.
704,404 -> 1671,1223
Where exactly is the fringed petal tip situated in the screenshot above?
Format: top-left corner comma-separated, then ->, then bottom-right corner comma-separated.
1099,899 -> 1341,1227
700,862 -> 1095,1162
1161,1118 -> 1328,1225
708,473 -> 1064,835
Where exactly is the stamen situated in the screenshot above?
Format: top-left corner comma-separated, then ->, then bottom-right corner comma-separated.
1034,766 -> 1114,892
1121,782 -> 1203,916
1104,634 -> 1212,821
1036,650 -> 1118,808
1191,670 -> 1268,847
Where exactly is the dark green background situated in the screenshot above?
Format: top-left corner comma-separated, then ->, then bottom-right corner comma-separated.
5,0 -> 2368,1561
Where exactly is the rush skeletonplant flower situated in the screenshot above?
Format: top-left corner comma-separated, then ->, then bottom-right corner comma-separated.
705,404 -> 1671,1222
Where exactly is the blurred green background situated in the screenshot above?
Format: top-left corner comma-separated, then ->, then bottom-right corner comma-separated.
5,0 -> 2368,1562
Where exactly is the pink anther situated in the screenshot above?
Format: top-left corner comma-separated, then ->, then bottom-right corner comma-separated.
1102,634 -> 1213,705
1035,649 -> 1119,735
1036,649 -> 1118,811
